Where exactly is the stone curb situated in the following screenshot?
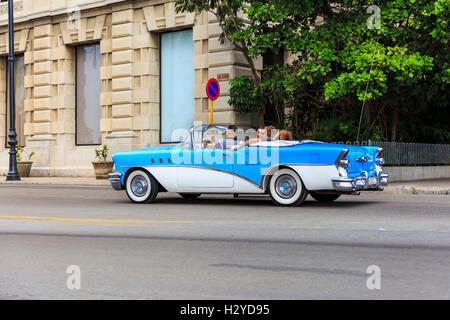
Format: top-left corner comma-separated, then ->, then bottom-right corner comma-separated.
0,178 -> 449,195
381,186 -> 450,195
0,178 -> 110,188
0,183 -> 111,188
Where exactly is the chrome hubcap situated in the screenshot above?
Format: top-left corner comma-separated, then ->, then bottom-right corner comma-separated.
131,175 -> 149,197
275,174 -> 297,199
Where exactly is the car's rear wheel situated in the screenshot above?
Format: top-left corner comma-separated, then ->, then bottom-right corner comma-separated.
269,169 -> 307,206
179,193 -> 201,199
125,169 -> 159,203
309,192 -> 341,202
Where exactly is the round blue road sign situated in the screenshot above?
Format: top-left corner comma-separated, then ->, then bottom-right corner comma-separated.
206,78 -> 220,101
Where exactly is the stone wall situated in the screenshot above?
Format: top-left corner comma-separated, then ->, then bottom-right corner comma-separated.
384,166 -> 450,182
0,0 -> 260,177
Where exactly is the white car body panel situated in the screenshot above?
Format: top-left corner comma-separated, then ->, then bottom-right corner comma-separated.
176,167 -> 234,188
143,166 -> 264,194
288,165 -> 340,190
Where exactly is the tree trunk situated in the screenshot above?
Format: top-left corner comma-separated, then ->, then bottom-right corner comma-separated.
258,110 -> 265,127
390,108 -> 399,141
364,102 -> 371,125
369,100 -> 388,131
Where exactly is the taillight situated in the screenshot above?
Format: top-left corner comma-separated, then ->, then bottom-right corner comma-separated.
376,148 -> 383,158
376,148 -> 385,165
342,149 -> 349,159
335,148 -> 350,168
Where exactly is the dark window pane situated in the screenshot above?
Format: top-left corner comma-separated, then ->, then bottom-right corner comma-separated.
6,55 -> 25,147
76,44 -> 101,145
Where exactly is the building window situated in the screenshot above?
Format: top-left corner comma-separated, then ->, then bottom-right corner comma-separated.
5,55 -> 26,147
76,43 -> 102,146
160,29 -> 195,143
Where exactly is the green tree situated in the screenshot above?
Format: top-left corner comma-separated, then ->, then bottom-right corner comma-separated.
176,0 -> 449,142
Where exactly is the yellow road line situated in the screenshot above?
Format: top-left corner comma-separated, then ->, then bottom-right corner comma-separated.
0,220 -> 164,228
0,215 -> 191,224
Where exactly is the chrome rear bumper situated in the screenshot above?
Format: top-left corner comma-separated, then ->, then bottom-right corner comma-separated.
108,172 -> 123,191
332,173 -> 389,192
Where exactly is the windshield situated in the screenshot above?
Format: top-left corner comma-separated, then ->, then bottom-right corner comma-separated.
181,125 -> 227,149
181,132 -> 192,148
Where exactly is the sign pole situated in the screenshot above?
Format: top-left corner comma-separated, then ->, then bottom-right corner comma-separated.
210,100 -> 213,125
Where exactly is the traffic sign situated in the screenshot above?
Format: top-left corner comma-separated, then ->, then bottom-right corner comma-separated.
206,78 -> 220,125
206,78 -> 220,101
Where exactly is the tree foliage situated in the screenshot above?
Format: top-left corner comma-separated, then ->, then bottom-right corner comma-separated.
176,0 -> 449,142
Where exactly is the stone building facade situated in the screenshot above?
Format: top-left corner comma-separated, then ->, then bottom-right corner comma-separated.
0,0 -> 260,176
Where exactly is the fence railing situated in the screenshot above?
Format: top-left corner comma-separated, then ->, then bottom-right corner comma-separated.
334,140 -> 450,166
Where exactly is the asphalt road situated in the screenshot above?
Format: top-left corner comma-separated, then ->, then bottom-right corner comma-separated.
0,185 -> 449,299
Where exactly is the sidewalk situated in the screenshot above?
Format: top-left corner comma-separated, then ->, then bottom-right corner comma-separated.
380,178 -> 450,195
0,176 -> 449,195
0,176 -> 110,187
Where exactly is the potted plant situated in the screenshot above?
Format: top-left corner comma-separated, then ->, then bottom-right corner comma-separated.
16,146 -> 35,177
92,144 -> 114,179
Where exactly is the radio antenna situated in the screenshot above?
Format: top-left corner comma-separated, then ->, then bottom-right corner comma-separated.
356,40 -> 379,143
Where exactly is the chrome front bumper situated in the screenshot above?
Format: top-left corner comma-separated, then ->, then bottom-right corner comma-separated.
332,173 -> 389,192
108,172 -> 124,191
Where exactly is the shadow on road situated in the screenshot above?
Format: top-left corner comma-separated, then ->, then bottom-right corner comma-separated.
110,194 -> 377,208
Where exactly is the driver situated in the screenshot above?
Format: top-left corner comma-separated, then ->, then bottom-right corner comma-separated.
215,125 -> 240,149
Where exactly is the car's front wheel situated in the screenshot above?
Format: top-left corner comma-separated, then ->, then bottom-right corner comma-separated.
125,169 -> 159,203
269,169 -> 307,206
309,192 -> 341,202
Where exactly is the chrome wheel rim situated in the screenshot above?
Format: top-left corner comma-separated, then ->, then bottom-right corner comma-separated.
275,174 -> 297,199
130,175 -> 149,197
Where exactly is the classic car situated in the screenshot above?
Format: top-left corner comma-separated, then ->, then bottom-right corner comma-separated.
108,125 -> 389,206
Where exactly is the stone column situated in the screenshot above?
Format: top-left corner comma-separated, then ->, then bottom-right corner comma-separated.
130,8 -> 160,147
50,25 -> 79,176
105,7 -> 139,152
192,11 -> 210,126
26,23 -> 57,176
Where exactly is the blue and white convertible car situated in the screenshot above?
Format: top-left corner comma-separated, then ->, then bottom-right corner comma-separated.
108,125 -> 389,206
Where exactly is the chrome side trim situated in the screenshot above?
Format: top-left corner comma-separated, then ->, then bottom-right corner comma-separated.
108,172 -> 124,191
356,156 -> 368,162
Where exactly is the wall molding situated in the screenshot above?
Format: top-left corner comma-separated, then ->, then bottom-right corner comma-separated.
60,15 -> 106,45
0,1 -> 23,16
143,3 -> 195,32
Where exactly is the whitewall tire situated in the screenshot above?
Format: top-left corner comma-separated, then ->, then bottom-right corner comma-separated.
125,169 -> 159,203
269,169 -> 307,206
